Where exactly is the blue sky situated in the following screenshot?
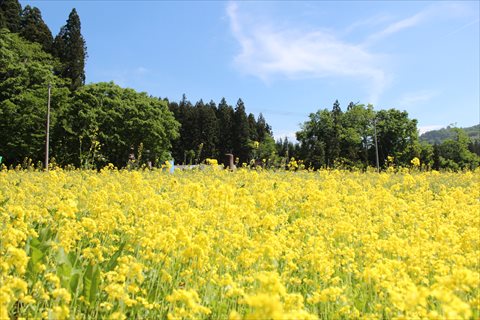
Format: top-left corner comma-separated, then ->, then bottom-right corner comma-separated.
22,1 -> 479,140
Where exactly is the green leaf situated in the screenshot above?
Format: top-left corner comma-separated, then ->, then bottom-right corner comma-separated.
26,237 -> 46,275
83,264 -> 101,304
30,245 -> 44,265
56,247 -> 71,267
69,272 -> 80,294
105,241 -> 126,271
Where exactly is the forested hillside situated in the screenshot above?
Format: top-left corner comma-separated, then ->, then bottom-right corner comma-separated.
420,125 -> 480,144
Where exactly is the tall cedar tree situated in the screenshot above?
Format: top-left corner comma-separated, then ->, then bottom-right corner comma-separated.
256,113 -> 271,142
20,6 -> 53,52
53,8 -> 87,91
216,98 -> 234,159
331,100 -> 342,163
0,0 -> 21,32
233,98 -> 250,163
248,113 -> 258,142
196,100 -> 219,159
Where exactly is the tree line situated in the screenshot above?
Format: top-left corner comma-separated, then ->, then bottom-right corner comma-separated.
0,0 -> 275,168
1,0 -> 478,170
167,95 -> 275,166
279,101 -> 479,170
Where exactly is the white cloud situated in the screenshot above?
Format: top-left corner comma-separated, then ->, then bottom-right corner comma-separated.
363,10 -> 429,46
398,90 -> 438,108
363,2 -> 475,45
418,125 -> 444,135
226,2 -> 389,104
226,2 -> 473,106
273,130 -> 298,142
445,18 -> 480,37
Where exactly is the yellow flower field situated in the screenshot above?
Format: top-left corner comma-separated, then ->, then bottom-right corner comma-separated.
0,168 -> 479,319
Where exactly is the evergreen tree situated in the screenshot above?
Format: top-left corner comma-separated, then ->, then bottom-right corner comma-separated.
0,0 -> 21,32
296,109 -> 333,168
216,98 -> 234,160
53,8 -> 87,91
330,100 -> 342,165
176,94 -> 195,164
247,113 -> 258,142
233,98 -> 250,163
20,6 -> 53,52
256,113 -> 271,142
197,100 -> 219,159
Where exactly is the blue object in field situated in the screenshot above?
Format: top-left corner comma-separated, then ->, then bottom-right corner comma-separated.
169,159 -> 174,173
0,156 -> 2,164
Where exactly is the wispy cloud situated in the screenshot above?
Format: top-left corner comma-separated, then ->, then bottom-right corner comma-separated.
363,10 -> 429,46
226,2 -> 474,105
398,90 -> 438,108
363,2 -> 475,46
226,2 -> 389,104
445,18 -> 480,37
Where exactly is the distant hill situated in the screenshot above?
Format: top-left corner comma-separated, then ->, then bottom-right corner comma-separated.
420,124 -> 480,144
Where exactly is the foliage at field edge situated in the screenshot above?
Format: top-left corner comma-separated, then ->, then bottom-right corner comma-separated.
1,166 -> 479,319
2,0 -> 479,171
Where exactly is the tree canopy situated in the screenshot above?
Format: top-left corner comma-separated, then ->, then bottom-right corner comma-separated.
20,5 -> 53,52
52,8 -> 87,91
1,1 -> 477,171
0,30 -> 70,164
0,0 -> 22,32
296,102 -> 421,169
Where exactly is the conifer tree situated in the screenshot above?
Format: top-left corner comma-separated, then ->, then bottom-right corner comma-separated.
216,98 -> 234,160
53,8 -> 87,91
20,6 -> 53,52
256,113 -> 272,142
0,0 -> 22,32
247,113 -> 258,142
233,98 -> 250,163
197,100 -> 219,159
330,99 -> 342,164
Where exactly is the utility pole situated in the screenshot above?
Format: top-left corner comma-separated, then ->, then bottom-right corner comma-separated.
45,83 -> 51,171
373,117 -> 380,173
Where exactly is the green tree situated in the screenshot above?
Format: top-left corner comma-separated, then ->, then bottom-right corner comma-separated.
65,82 -> 179,168
52,8 -> 87,91
216,98 -> 234,161
256,135 -> 277,162
339,103 -> 375,168
374,109 -> 419,167
330,100 -> 342,163
0,29 -> 70,165
437,128 -> 479,170
233,98 -> 250,163
20,5 -> 53,52
0,0 -> 21,32
256,113 -> 272,143
296,109 -> 333,169
247,113 -> 258,143
189,99 -> 219,161
419,142 -> 434,169
197,100 -> 219,159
